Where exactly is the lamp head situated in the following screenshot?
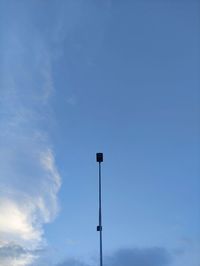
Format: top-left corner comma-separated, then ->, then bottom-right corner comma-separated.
96,153 -> 103,162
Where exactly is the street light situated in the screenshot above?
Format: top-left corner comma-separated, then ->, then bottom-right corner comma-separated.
96,153 -> 103,266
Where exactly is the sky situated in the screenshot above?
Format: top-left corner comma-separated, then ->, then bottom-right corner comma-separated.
0,0 -> 200,266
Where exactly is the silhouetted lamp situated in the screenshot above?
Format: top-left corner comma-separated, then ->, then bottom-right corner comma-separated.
96,153 -> 103,163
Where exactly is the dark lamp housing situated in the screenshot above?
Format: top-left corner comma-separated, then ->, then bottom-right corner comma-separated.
96,153 -> 103,162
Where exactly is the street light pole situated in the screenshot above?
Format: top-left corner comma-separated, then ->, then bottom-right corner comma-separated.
96,153 -> 103,266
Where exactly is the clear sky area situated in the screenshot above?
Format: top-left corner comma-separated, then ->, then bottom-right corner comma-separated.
0,1 -> 199,266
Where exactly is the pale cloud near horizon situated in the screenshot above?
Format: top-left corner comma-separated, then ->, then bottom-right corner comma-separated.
57,247 -> 171,266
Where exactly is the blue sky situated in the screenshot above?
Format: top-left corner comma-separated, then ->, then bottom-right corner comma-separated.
0,1 -> 199,266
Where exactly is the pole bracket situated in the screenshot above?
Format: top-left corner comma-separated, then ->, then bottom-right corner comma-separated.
97,225 -> 102,231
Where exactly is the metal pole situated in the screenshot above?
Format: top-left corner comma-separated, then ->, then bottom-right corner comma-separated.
99,161 -> 103,266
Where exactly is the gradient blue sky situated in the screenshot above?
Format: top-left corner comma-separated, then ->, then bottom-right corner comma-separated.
0,1 -> 200,266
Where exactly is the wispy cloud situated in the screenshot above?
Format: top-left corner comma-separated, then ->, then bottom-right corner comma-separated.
0,4 -> 61,265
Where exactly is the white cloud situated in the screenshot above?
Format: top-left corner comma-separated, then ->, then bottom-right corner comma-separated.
0,6 -> 61,265
0,147 -> 61,264
0,198 -> 41,245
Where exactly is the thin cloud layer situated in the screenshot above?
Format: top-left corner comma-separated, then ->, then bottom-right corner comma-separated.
105,247 -> 171,266
58,247 -> 171,266
58,259 -> 89,266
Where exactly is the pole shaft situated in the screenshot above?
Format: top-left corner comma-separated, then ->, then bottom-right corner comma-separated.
99,162 -> 103,266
